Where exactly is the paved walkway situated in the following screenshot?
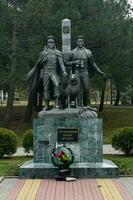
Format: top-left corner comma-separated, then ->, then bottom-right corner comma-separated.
0,177 -> 133,200
14,145 -> 123,157
0,145 -> 131,200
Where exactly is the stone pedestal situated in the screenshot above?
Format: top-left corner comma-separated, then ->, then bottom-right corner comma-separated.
19,108 -> 118,178
20,160 -> 117,178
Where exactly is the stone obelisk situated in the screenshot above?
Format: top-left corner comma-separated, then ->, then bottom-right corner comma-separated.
62,18 -> 71,53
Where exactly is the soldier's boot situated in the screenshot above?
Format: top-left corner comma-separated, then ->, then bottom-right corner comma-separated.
55,98 -> 60,109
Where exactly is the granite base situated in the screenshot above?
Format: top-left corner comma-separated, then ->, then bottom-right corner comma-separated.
19,159 -> 118,179
33,116 -> 103,163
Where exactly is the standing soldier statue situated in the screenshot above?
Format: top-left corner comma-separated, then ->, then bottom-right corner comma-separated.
26,35 -> 67,111
66,35 -> 105,107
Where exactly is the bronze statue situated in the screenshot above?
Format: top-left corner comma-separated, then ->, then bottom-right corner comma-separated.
64,71 -> 80,108
26,35 -> 105,118
66,35 -> 105,106
27,35 -> 67,111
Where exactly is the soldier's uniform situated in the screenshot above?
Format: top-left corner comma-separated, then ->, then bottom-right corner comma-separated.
68,47 -> 103,106
40,49 -> 66,100
27,47 -> 66,109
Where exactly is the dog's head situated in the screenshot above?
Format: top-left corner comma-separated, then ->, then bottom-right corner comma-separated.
69,74 -> 79,86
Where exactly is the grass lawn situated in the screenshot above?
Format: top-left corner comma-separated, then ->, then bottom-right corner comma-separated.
0,156 -> 32,176
104,154 -> 133,176
98,106 -> 133,143
0,105 -> 133,145
0,155 -> 132,176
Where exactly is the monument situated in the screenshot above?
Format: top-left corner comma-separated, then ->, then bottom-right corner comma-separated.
19,19 -> 118,178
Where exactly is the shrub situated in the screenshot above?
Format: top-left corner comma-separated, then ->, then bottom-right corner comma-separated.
0,128 -> 18,158
112,127 -> 133,156
23,129 -> 33,153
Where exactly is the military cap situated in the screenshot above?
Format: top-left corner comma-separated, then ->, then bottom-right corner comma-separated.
46,35 -> 56,41
75,35 -> 85,40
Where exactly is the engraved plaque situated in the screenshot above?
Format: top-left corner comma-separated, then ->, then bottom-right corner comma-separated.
58,128 -> 79,142
63,26 -> 70,34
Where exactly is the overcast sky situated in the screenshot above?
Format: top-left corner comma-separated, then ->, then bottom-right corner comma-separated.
128,0 -> 133,7
128,0 -> 133,17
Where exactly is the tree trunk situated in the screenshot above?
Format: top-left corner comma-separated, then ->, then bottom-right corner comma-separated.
131,98 -> 133,105
3,87 -> 15,127
114,89 -> 120,106
99,88 -> 105,112
99,79 -> 106,112
3,14 -> 17,127
110,79 -> 113,105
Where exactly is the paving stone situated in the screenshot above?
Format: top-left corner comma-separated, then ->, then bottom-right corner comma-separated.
0,178 -> 132,199
119,177 -> 133,197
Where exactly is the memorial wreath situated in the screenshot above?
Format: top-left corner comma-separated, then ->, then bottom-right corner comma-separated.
51,144 -> 74,169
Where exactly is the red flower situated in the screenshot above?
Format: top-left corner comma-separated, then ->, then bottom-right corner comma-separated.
54,151 -> 65,158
